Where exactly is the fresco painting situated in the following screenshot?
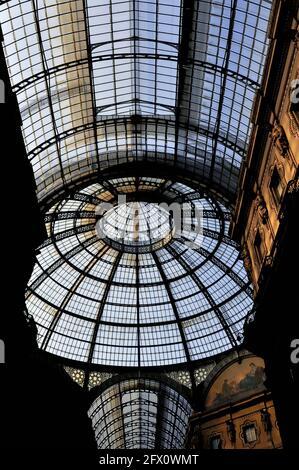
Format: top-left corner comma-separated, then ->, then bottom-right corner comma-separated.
206,358 -> 266,408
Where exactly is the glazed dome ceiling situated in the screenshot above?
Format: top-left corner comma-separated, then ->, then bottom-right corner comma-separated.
26,177 -> 253,368
0,0 -> 272,369
0,0 -> 271,205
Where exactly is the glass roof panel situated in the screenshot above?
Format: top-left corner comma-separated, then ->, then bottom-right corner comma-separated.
0,0 -> 272,202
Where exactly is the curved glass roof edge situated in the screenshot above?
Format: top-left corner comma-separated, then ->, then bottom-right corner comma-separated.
87,372 -> 193,401
38,163 -> 237,212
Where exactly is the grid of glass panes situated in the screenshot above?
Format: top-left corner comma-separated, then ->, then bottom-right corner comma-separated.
26,177 -> 253,367
0,0 -> 271,202
88,378 -> 192,449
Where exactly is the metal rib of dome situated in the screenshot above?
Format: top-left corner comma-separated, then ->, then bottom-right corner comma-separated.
0,0 -> 271,204
26,177 -> 253,369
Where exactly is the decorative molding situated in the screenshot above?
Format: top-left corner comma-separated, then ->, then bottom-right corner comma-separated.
208,431 -> 225,449
288,110 -> 299,137
267,163 -> 286,212
166,370 -> 192,389
288,67 -> 299,137
271,121 -> 289,157
240,420 -> 260,449
292,29 -> 299,51
255,191 -> 269,224
260,408 -> 273,434
276,162 -> 286,182
288,176 -> 299,194
240,243 -> 253,281
226,419 -> 236,444
88,371 -> 113,389
267,165 -> 277,211
263,255 -> 273,270
64,366 -> 85,387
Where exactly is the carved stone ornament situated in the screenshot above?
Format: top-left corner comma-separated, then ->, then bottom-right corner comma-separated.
288,68 -> 299,137
226,419 -> 236,444
292,28 -> 299,50
240,421 -> 260,449
271,121 -> 289,157
264,255 -> 273,268
240,244 -> 252,280
288,176 -> 299,194
255,191 -> 268,224
288,110 -> 299,137
260,408 -> 272,434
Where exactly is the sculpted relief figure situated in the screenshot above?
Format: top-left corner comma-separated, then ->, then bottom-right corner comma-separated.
255,191 -> 268,224
271,121 -> 289,157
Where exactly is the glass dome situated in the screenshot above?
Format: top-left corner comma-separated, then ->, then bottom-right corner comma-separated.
26,176 -> 253,368
99,201 -> 174,253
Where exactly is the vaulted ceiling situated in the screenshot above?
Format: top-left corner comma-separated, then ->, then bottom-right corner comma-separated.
0,0 -> 271,205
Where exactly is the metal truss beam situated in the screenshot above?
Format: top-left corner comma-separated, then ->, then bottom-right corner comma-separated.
27,115 -> 246,160
38,160 -> 237,212
202,228 -> 239,248
12,54 -> 259,94
31,0 -> 66,187
173,0 -> 195,165
203,209 -> 230,222
39,223 -> 95,249
71,192 -> 114,206
209,0 -> 238,182
44,210 -> 96,223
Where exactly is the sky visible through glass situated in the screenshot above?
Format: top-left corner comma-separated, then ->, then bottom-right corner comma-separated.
0,0 -> 272,203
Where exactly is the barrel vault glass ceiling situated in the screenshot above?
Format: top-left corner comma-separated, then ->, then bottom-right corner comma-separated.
88,378 -> 192,449
0,0 -> 272,205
